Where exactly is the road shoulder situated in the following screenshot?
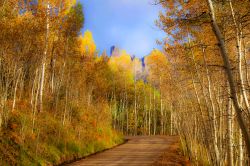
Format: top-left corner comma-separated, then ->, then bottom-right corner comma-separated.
153,136 -> 191,166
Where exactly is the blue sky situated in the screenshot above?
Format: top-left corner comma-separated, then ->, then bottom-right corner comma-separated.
79,0 -> 165,58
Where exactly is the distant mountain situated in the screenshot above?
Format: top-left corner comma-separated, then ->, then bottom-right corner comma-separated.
110,46 -> 120,57
110,45 -> 115,55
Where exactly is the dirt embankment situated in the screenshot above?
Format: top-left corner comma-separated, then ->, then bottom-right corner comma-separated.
153,136 -> 191,166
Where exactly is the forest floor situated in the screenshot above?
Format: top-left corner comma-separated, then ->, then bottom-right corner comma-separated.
65,136 -> 190,166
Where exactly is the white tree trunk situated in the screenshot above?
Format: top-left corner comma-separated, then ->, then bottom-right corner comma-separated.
202,47 -> 220,164
12,69 -> 21,112
229,0 -> 250,115
39,3 -> 50,112
207,0 -> 250,158
227,97 -> 233,166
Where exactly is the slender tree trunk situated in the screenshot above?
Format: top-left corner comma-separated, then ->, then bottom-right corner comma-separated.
229,0 -> 250,114
134,84 -> 137,135
32,70 -> 39,133
160,96 -> 163,135
207,0 -> 250,158
0,108 -> 2,129
160,77 -> 164,135
12,69 -> 21,112
62,88 -> 68,126
121,93 -> 125,133
126,108 -> 129,135
51,58 -> 55,93
239,129 -> 243,166
39,3 -> 50,112
153,90 -> 156,135
191,72 -> 211,152
189,40 -> 212,121
202,46 -> 220,165
144,86 -> 147,135
133,61 -> 137,135
227,97 -> 233,166
149,88 -> 152,135
170,103 -> 174,135
243,39 -> 250,93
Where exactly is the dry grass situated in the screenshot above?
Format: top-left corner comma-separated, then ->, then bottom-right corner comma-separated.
153,136 -> 191,166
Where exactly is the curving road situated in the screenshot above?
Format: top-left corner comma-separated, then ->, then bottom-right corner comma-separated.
66,136 -> 182,166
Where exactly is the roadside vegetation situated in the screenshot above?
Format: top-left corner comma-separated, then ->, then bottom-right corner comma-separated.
156,0 -> 250,165
0,1 -> 170,165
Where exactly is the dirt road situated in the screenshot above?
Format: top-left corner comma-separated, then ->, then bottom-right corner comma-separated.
66,136 -> 189,166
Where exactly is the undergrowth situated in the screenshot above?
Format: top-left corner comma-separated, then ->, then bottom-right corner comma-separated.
0,101 -> 124,166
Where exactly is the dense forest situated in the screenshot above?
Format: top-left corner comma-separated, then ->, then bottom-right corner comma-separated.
156,0 -> 250,165
0,0 -> 172,165
0,0 -> 250,166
